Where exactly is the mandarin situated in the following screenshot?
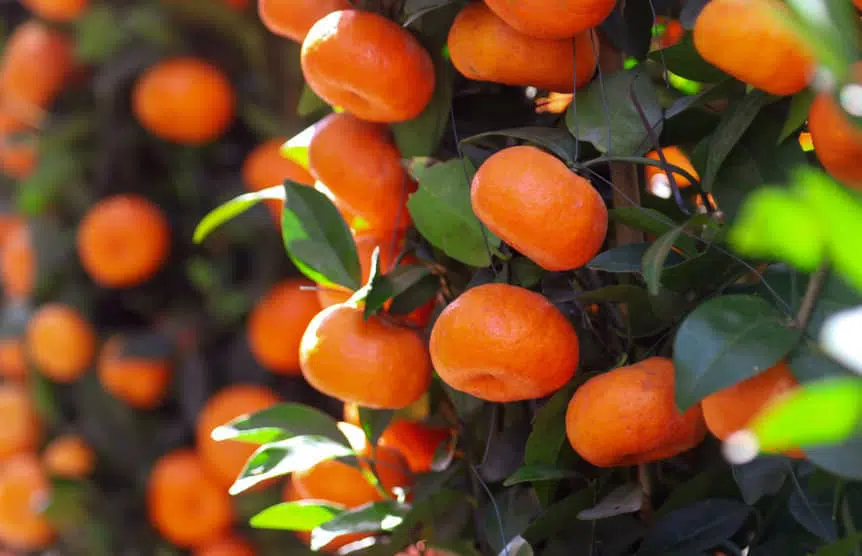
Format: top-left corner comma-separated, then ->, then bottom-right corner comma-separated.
0,220 -> 35,299
471,145 -> 607,271
132,57 -> 235,144
98,334 -> 172,409
0,112 -> 37,179
0,382 -> 42,460
26,304 -> 96,383
242,138 -> 314,223
448,3 -> 597,93
301,10 -> 435,122
484,0 -> 615,39
0,337 -> 27,380
644,146 -> 700,195
247,278 -> 321,375
42,434 -> 95,478
77,194 -> 170,288
566,357 -> 707,467
259,0 -> 350,43
0,20 -> 73,110
193,534 -> 256,556
20,0 -> 88,22
0,454 -> 54,551
378,420 -> 451,474
693,0 -> 815,95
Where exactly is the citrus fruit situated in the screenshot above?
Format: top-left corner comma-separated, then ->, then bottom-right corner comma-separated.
26,304 -> 96,382
0,20 -> 73,110
565,357 -> 707,467
147,449 -> 233,548
193,534 -> 256,556
20,0 -> 88,22
483,0 -> 615,39
0,382 -> 42,460
42,434 -> 95,478
0,337 -> 27,380
77,194 -> 170,288
196,384 -> 282,488
654,16 -> 684,49
471,145 -> 607,271
259,0 -> 350,43
378,420 -> 451,474
98,334 -> 172,409
448,3 -> 597,93
132,57 -> 235,144
300,303 -> 431,409
0,220 -> 35,299
247,278 -> 322,375
301,10 -> 435,122
0,112 -> 36,179
645,146 -> 700,196
242,138 -> 314,223
693,0 -> 815,95
0,454 -> 55,551
430,283 -> 579,402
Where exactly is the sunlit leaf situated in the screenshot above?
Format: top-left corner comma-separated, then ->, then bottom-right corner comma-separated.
193,186 -> 284,244
211,402 -> 349,446
250,501 -> 344,531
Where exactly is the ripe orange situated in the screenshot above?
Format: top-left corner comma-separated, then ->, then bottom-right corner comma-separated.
0,20 -> 73,110
0,220 -> 35,299
98,334 -> 172,409
247,278 -> 322,375
242,138 -> 315,223
693,0 -> 815,96
196,384 -> 282,488
808,62 -> 862,190
0,112 -> 36,178
259,0 -> 350,43
77,194 -> 170,288
471,145 -> 607,271
0,337 -> 27,380
565,357 -> 707,467
301,10 -> 435,123
42,434 -> 95,478
654,17 -> 685,49
430,283 -> 579,402
308,113 -> 412,232
378,420 -> 451,474
147,449 -> 233,548
132,57 -> 235,144
0,382 -> 42,461
0,454 -> 55,551
300,303 -> 431,409
193,534 -> 255,556
20,0 -> 89,22
644,146 -> 700,194
26,304 -> 96,383
484,0 -> 615,39
448,3 -> 597,93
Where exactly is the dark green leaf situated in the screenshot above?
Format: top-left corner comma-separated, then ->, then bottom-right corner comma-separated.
482,486 -> 542,554
807,437 -> 862,481
461,127 -> 579,167
193,186 -> 284,244
636,499 -> 751,556
598,0 -> 654,59
577,483 -> 643,520
814,533 -> 862,556
588,243 -> 683,273
732,455 -> 789,505
297,84 -> 330,118
392,59 -> 453,157
788,476 -> 838,542
389,273 -> 439,316
503,464 -> 580,487
578,285 -> 673,337
642,225 -> 687,296
212,402 -> 349,446
74,6 -> 127,62
250,501 -> 344,531
649,34 -> 728,83
656,466 -> 739,519
311,501 -> 410,550
779,89 -> 815,144
357,407 -> 394,447
523,488 -> 597,544
788,342 -> 857,383
365,265 -> 433,318
510,257 -> 544,288
609,207 -> 687,247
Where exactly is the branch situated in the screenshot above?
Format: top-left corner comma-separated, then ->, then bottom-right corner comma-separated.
793,263 -> 829,329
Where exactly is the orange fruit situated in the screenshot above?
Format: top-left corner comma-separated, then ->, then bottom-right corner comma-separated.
147,449 -> 233,548
300,303 -> 431,409
20,0 -> 89,22
808,62 -> 862,190
242,138 -> 315,223
0,20 -> 73,110
430,283 -> 579,402
196,384 -> 282,489
132,57 -> 235,144
0,337 -> 27,380
247,278 -> 322,375
565,357 -> 707,467
378,420 -> 451,474
193,534 -> 256,556
448,3 -> 597,93
26,304 -> 96,383
654,17 -> 684,49
856,0 -> 862,9
0,220 -> 35,299
701,360 -> 804,458
308,113 -> 412,232
484,0 -> 615,39
301,10 -> 436,123
0,454 -> 55,551
471,145 -> 607,271
644,146 -> 700,195
0,112 -> 37,178
693,0 -> 815,96
42,434 -> 95,478
77,194 -> 170,288
282,480 -> 371,552
259,0 -> 350,43
0,382 -> 42,460
98,334 -> 172,409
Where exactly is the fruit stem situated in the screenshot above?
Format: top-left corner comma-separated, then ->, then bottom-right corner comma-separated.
793,263 -> 829,329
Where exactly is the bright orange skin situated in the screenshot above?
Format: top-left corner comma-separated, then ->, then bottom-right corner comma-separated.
133,57 -> 235,144
242,138 -> 314,223
309,113 -> 412,232
0,382 -> 42,461
20,0 -> 88,22
856,0 -> 862,9
147,449 -> 233,549
301,10 -> 436,123
77,194 -> 170,288
430,283 -> 579,402
300,303 -> 431,409
196,385 -> 282,488
282,481 -> 371,552
247,278 -> 322,375
808,63 -> 862,190
645,146 -> 699,191
0,220 -> 35,299
0,112 -> 36,178
484,0 -> 616,39
0,20 -> 73,110
379,420 -> 451,474
98,335 -> 172,409
193,535 -> 256,556
693,0 -> 815,96
259,0 -> 351,43
26,304 -> 96,383
0,338 -> 27,380
42,434 -> 95,478
0,454 -> 55,551
448,3 -> 597,93
566,357 -> 707,467
654,17 -> 684,49
471,145 -> 607,271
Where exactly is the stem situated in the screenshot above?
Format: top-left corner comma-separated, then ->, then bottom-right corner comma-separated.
637,463 -> 655,524
793,263 -> 829,329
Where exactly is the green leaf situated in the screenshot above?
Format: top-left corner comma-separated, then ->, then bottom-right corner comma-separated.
231,435 -> 354,495
779,89 -> 815,143
297,84 -> 330,118
311,501 -> 410,550
250,501 -> 344,531
814,533 -> 862,556
211,402 -> 349,447
566,66 -> 663,156
649,33 -> 728,83
578,285 -> 674,338
193,186 -> 285,244
365,265 -> 433,318
523,489 -> 597,545
731,455 -> 789,505
503,464 -> 580,487
281,182 -> 362,290
389,273 -> 439,316
788,342 -> 857,383
74,6 -> 127,62
788,475 -> 838,542
642,225 -> 687,296
609,207 -> 690,249
357,407 -> 394,447
461,127 -> 579,167
636,499 -> 751,556
280,124 -> 314,170
391,58 -> 453,157
807,437 -> 862,482
588,243 -> 681,273
510,258 -> 543,289
407,159 -> 500,267
482,487 -> 542,554
673,294 -> 800,411
499,536 -> 534,556
577,483 -> 643,520
17,152 -> 82,216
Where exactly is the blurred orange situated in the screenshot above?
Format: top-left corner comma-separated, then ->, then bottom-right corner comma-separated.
25,304 -> 96,383
0,454 -> 55,551
98,334 -> 172,409
42,434 -> 95,478
0,382 -> 42,461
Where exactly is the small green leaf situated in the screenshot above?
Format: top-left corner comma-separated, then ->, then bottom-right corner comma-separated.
357,407 -> 394,447
807,437 -> 862,481
211,402 -> 348,446
779,89 -> 815,143
510,258 -> 543,289
389,273 -> 439,316
642,225 -> 687,296
280,124 -> 315,170
577,483 -> 643,520
589,243 -> 676,273
250,501 -> 344,531
311,501 -> 410,550
297,84 -> 330,118
503,464 -> 580,487
731,455 -> 788,505
193,186 -> 285,244
365,265 -> 433,319
461,127 -> 579,167
636,499 -> 751,556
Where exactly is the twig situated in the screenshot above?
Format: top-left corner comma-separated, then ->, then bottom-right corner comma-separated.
793,263 -> 829,329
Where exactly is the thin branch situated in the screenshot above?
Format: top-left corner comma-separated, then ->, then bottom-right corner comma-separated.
793,263 -> 829,329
